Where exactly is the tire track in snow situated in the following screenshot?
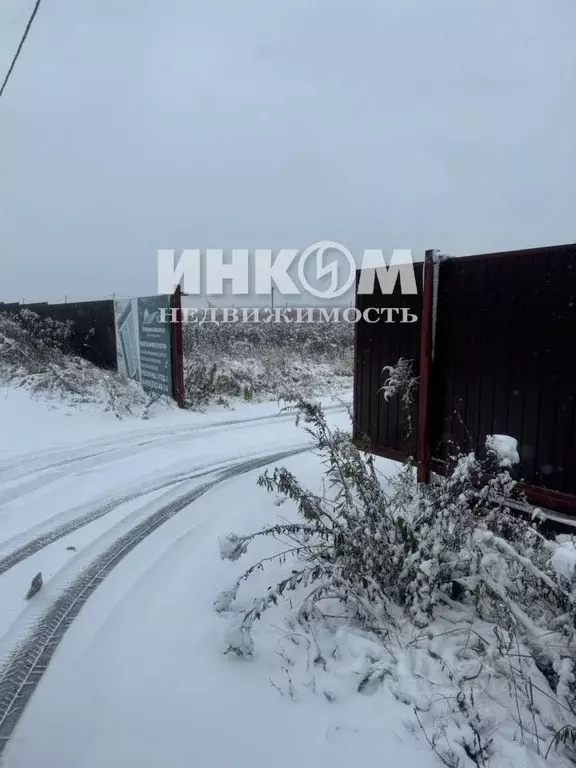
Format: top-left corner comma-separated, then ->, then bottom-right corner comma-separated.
0,404 -> 344,476
0,458 -> 248,577
0,405 -> 344,506
0,446 -> 309,757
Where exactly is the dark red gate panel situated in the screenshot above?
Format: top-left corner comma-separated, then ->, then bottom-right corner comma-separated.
353,265 -> 423,461
354,243 -> 576,513
429,244 -> 576,497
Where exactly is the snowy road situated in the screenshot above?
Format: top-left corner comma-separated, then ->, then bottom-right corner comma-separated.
0,392 -> 433,768
0,394 -> 428,768
3,395 -> 417,767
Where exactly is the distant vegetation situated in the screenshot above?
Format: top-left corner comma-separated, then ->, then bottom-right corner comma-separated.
181,311 -> 353,407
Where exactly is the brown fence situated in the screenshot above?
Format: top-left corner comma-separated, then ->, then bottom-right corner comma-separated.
353,243 -> 576,513
353,266 -> 423,461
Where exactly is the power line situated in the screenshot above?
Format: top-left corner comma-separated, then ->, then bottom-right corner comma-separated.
0,0 -> 44,101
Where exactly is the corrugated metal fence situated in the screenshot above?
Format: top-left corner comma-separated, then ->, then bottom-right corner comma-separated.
353,243 -> 576,511
353,267 -> 422,461
0,299 -> 117,369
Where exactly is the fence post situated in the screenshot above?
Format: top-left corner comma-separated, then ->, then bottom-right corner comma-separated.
416,250 -> 435,484
352,270 -> 361,443
170,286 -> 185,408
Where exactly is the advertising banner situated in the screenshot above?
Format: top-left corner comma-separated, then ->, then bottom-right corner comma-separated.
114,295 -> 172,398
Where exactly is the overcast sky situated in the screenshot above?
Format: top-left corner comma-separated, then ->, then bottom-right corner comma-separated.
0,0 -> 574,303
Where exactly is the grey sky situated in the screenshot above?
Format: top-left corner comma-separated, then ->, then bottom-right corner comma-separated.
0,0 -> 574,303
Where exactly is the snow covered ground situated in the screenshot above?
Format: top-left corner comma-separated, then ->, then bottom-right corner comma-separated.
0,385 -> 435,768
1,386 -> 575,768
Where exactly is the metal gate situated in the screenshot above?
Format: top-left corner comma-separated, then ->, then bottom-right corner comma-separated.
354,243 -> 576,513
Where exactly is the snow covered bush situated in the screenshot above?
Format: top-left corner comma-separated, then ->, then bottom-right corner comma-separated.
216,399 -> 576,766
12,308 -> 74,353
0,311 -> 154,418
485,434 -> 521,468
381,357 -> 418,404
380,357 -> 418,438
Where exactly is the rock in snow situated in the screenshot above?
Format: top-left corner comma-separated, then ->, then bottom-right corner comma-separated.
25,572 -> 43,600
